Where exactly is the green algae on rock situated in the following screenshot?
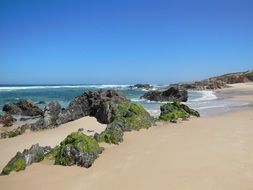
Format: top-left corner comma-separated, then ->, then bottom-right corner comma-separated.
95,102 -> 154,144
1,152 -> 26,175
1,144 -> 52,175
112,102 -> 154,131
95,123 -> 124,144
54,132 -> 103,168
159,101 -> 200,122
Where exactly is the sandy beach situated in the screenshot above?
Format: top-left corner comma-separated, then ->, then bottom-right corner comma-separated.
0,83 -> 253,190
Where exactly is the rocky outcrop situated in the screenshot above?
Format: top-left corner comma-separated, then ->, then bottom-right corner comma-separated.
23,90 -> 154,138
54,132 -> 103,168
0,124 -> 30,139
57,90 -> 128,125
131,84 -> 152,89
209,70 -> 253,84
175,80 -> 229,90
30,90 -> 128,130
1,144 -> 51,175
3,99 -> 43,116
159,101 -> 200,122
0,114 -> 17,127
141,87 -> 188,102
175,70 -> 253,90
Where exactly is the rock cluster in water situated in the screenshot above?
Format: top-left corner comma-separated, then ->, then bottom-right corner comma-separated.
130,84 -> 152,89
3,99 -> 43,116
141,87 -> 188,102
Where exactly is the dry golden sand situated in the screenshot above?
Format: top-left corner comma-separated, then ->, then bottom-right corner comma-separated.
0,83 -> 253,190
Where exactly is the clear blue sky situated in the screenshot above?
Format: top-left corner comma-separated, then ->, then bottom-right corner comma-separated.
0,0 -> 253,84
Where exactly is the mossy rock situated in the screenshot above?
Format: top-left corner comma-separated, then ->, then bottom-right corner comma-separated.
0,124 -> 28,139
1,152 -> 26,175
159,101 -> 200,122
112,102 -> 154,131
96,123 -> 124,144
1,144 -> 51,175
54,132 -> 103,168
45,146 -> 60,160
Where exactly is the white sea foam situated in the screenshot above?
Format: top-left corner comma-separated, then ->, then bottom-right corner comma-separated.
190,91 -> 217,102
146,109 -> 161,116
0,85 -> 130,92
195,105 -> 226,110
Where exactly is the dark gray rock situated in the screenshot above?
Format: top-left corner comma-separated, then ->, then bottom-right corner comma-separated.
131,84 -> 152,89
141,87 -> 188,102
57,90 -> 128,125
3,99 -> 43,116
31,101 -> 62,131
43,101 -> 62,127
0,114 -> 17,127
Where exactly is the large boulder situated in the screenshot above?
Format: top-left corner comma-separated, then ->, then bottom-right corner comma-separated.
0,114 -> 17,127
57,90 -> 128,125
159,101 -> 200,122
1,144 -> 51,175
54,132 -> 103,168
141,87 -> 188,102
112,102 -> 154,131
3,99 -> 43,116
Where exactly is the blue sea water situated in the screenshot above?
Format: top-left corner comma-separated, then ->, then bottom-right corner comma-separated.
0,85 -> 249,117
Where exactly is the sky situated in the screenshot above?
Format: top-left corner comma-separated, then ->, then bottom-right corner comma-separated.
0,0 -> 253,85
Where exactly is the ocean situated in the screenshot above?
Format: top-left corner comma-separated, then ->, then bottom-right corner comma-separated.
0,85 -> 249,117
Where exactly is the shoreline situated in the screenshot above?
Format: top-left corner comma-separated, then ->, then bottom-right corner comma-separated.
0,83 -> 253,190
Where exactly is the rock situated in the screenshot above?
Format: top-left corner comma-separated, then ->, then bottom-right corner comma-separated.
141,87 -> 188,102
54,132 -> 103,168
110,102 -> 154,131
31,90 -> 153,133
31,101 -> 62,131
3,99 -> 43,116
94,101 -> 115,124
1,144 -> 52,175
174,70 -> 253,90
0,124 -> 30,139
56,109 -> 73,125
131,84 -> 152,89
78,128 -> 84,132
43,101 -> 62,127
96,122 -> 124,144
57,90 -> 128,125
159,101 -> 200,122
0,114 -> 17,127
